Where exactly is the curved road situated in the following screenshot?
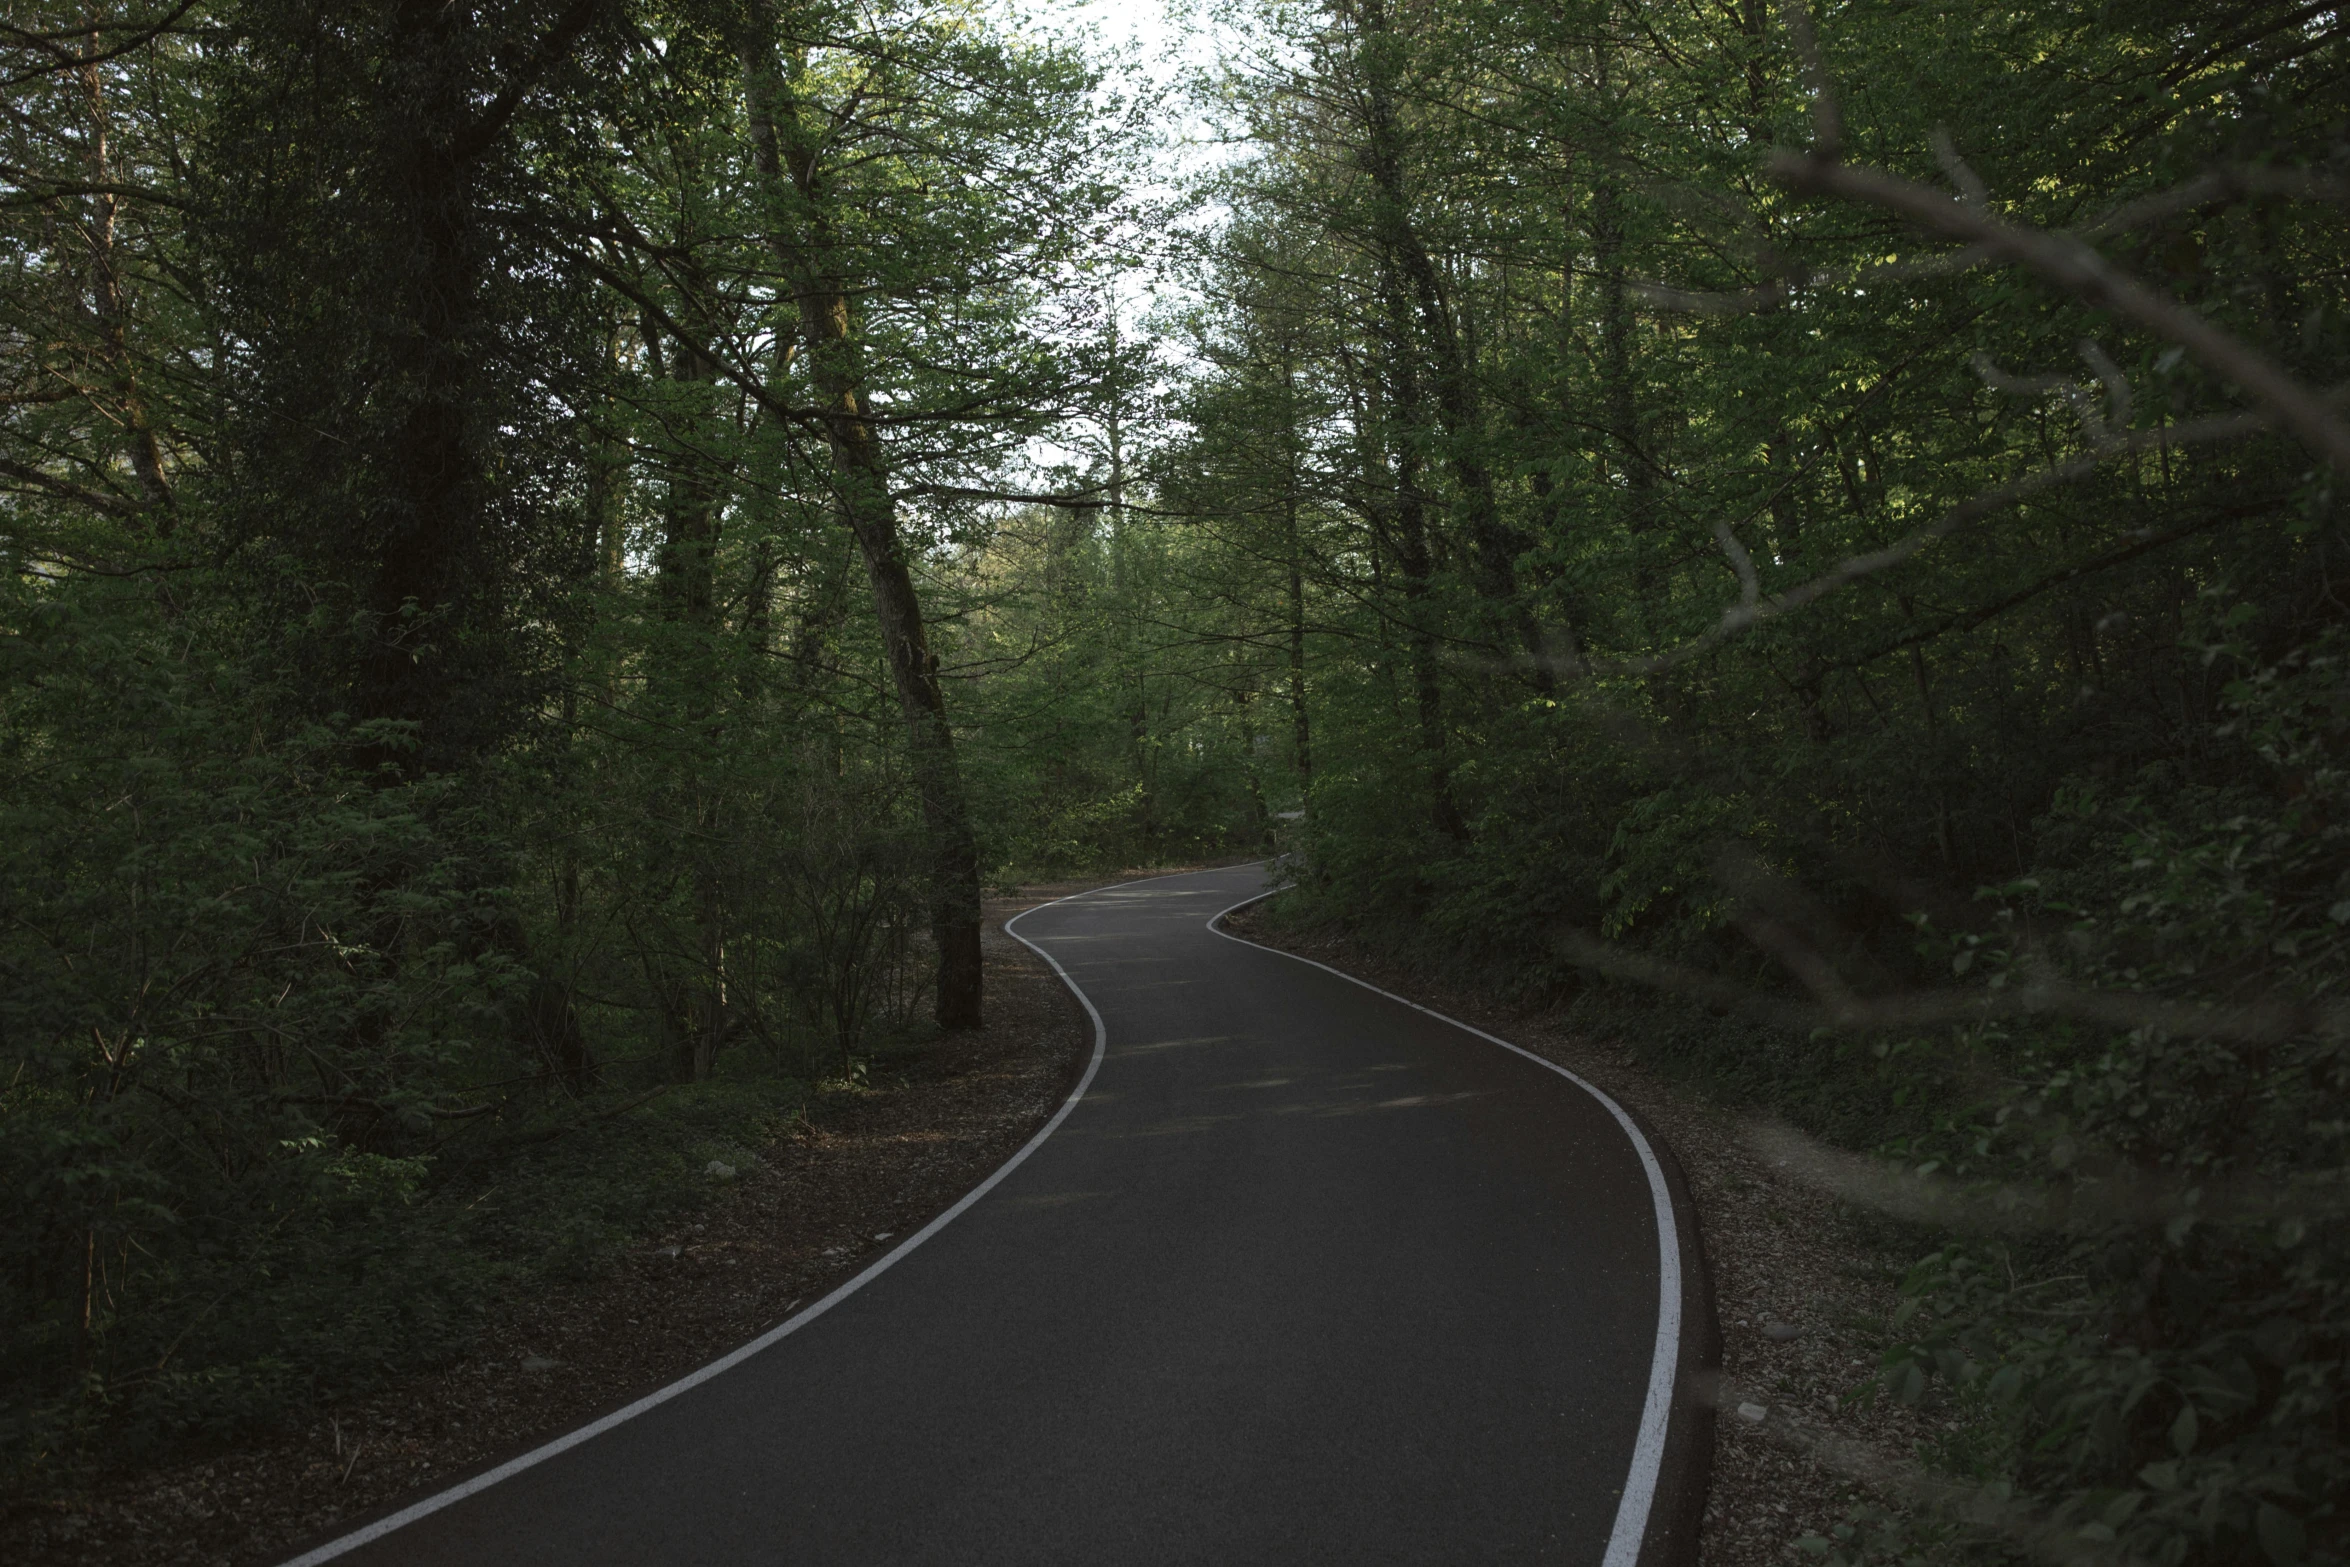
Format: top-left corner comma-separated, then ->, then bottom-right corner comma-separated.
297,864 -> 1705,1566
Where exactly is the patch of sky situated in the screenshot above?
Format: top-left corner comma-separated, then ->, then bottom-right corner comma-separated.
980,0 -> 1238,493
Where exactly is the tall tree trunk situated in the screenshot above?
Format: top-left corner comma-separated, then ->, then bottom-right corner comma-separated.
1284,495 -> 1313,782
320,0 -> 599,775
651,323 -> 731,1081
1391,439 -> 1463,842
1279,351 -> 1313,781
354,0 -> 487,776
1582,8 -> 1660,623
738,27 -> 984,1027
78,43 -> 169,523
1105,298 -> 1155,848
1347,344 -> 1463,841
1350,0 -> 1548,686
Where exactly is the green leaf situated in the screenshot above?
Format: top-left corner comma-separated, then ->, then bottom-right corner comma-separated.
2169,1402 -> 2198,1455
2257,1504 -> 2305,1566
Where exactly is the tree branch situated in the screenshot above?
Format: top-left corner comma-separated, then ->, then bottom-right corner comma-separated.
1769,151 -> 2350,473
1609,411 -> 2269,676
0,2 -> 200,90
1553,927 -> 2341,1047
1828,499 -> 2277,672
446,0 -> 608,167
0,453 -> 149,518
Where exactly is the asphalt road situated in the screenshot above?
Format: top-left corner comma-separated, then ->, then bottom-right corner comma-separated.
301,864 -> 1697,1566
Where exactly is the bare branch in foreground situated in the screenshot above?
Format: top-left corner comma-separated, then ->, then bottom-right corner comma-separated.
1929,126 -> 1988,210
1628,161 -> 2350,321
1970,348 -> 2117,443
1744,1120 -> 2350,1238
1712,517 -> 1760,609
2080,163 -> 2350,241
1777,0 -> 1840,160
1628,246 -> 1994,316
1597,410 -> 2268,677
1768,151 -> 2350,474
2076,341 -> 2132,433
1551,919 -> 2343,1046
1626,278 -> 1793,316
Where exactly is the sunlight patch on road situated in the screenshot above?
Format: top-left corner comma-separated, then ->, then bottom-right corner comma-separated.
999,1190 -> 1120,1209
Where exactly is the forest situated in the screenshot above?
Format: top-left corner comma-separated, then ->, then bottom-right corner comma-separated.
2,0 -> 2345,1562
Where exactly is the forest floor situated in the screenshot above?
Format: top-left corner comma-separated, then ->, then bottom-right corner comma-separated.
3,882 -> 1120,1567
1222,906 -> 1944,1567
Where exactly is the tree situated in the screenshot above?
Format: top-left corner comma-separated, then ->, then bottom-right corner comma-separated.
0,0 -> 1144,1481
1155,1 -> 2350,1559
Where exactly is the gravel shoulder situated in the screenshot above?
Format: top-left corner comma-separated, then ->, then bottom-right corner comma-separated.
1222,908 -> 1943,1567
5,886 -> 1106,1567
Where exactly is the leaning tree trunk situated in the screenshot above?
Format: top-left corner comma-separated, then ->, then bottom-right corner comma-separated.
737,25 -> 984,1029
829,439 -> 986,1031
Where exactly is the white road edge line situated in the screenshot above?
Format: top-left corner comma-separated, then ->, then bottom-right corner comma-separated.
276,877 -> 1136,1567
1207,881 -> 1683,1567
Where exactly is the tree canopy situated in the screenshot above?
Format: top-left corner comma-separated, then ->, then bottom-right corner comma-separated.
3,2 -> 2346,1562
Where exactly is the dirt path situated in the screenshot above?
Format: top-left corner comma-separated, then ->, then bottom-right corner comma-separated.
7,889 -> 1105,1567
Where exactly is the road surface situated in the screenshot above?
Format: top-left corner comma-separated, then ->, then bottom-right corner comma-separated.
296,863 -> 1704,1565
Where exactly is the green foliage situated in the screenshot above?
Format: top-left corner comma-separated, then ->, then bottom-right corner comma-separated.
0,563 -> 844,1489
1147,1 -> 2350,1561
1853,627 -> 2350,1566
10,1 -> 2349,1558
950,503 -> 1284,876
0,0 -> 1146,1494
0,571 -> 496,1474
